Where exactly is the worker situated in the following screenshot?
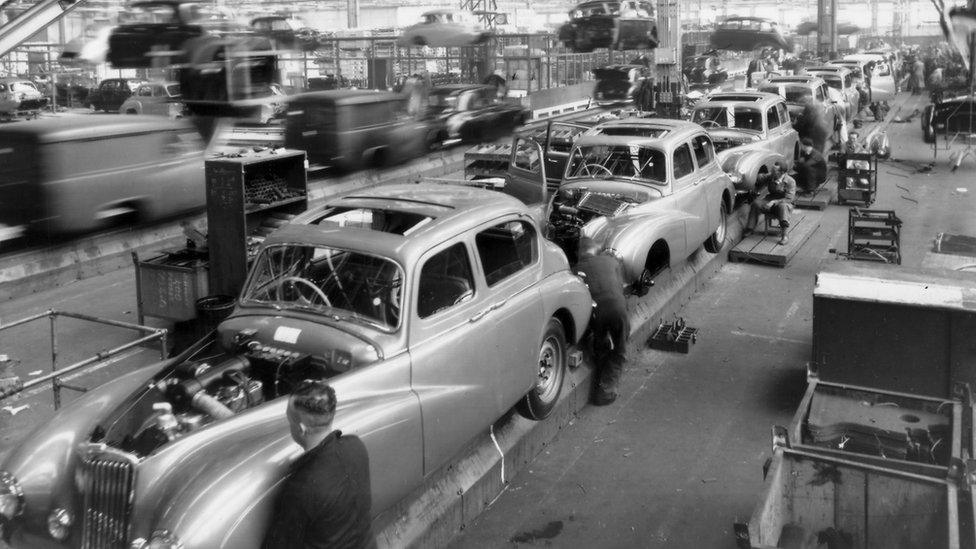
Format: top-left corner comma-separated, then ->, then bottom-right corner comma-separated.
263,380 -> 375,549
575,238 -> 630,406
794,137 -> 828,194
863,61 -> 875,103
743,162 -> 796,246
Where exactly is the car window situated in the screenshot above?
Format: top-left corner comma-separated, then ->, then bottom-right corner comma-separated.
691,135 -> 714,167
418,243 -> 475,319
137,86 -> 152,96
566,144 -> 667,183
767,105 -> 780,129
844,74 -> 852,88
777,103 -> 789,125
513,138 -> 541,171
672,144 -> 695,179
814,86 -> 824,101
476,220 -> 537,286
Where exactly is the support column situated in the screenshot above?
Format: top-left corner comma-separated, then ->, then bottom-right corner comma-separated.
347,0 -> 359,29
817,0 -> 837,57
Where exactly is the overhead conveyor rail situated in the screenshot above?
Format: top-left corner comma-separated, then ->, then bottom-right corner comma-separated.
0,0 -> 85,59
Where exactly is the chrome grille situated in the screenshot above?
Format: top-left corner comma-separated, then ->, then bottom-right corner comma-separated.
81,454 -> 136,549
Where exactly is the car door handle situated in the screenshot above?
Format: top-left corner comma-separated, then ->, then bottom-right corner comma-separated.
469,308 -> 490,323
491,299 -> 507,311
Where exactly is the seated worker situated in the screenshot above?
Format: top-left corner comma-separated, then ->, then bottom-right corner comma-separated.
794,137 -> 828,194
842,131 -> 871,170
743,162 -> 796,246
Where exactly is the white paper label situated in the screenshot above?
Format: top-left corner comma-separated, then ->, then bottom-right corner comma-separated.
273,326 -> 301,344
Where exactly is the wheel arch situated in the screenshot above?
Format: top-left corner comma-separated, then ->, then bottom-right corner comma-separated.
551,308 -> 578,346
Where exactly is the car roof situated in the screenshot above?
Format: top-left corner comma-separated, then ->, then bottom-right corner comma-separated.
763,76 -> 823,85
806,65 -> 849,74
578,118 -> 703,146
278,184 -> 530,265
698,91 -> 783,107
0,115 -> 192,143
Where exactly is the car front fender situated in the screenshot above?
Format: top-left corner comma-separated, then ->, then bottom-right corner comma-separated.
719,148 -> 785,192
584,210 -> 687,282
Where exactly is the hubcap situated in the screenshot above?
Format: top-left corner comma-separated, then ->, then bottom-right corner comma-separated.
536,336 -> 562,400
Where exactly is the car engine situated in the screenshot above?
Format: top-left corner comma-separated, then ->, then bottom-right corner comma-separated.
548,188 -> 635,262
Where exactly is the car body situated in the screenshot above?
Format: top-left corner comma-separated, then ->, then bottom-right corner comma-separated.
846,52 -> 890,76
424,84 -> 530,147
803,66 -> 859,120
396,9 -> 491,47
557,0 -> 658,53
592,64 -> 653,107
507,118 -> 735,284
0,184 -> 592,549
0,77 -> 47,118
285,90 -> 430,172
795,20 -> 861,36
0,116 -> 205,235
758,75 -> 845,128
690,91 -> 799,192
87,78 -> 142,112
249,15 -> 313,50
826,59 -> 865,84
921,95 -> 976,143
107,0 -> 208,68
119,81 -> 185,118
710,16 -> 791,52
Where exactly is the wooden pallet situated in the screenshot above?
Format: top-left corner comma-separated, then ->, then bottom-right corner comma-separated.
795,178 -> 835,210
729,210 -> 822,267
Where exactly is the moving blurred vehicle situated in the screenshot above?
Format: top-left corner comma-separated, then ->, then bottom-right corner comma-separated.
0,183 -> 592,549
285,90 -> 428,172
592,64 -> 654,107
396,9 -> 491,47
921,95 -> 976,143
557,0 -> 658,53
690,91 -> 799,192
424,84 -> 529,147
87,77 -> 142,112
0,116 -> 205,236
242,83 -> 287,124
250,15 -> 318,50
119,81 -> 185,118
710,16 -> 791,52
846,52 -> 890,76
107,0 -> 208,68
0,77 -> 47,119
803,66 -> 860,121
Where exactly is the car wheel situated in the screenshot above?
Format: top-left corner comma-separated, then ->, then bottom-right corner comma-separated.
704,199 -> 728,253
125,109 -> 137,115
412,36 -> 428,47
923,126 -> 935,144
518,317 -> 567,421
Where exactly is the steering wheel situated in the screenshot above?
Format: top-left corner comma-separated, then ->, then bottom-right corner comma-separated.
277,276 -> 331,307
580,163 -> 614,177
699,120 -> 721,128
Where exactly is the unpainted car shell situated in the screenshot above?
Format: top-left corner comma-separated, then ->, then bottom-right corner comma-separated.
1,184 -> 592,549
691,91 -> 799,192
558,0 -> 658,53
396,9 -> 491,47
0,78 -> 47,118
709,16 -> 791,52
803,66 -> 860,120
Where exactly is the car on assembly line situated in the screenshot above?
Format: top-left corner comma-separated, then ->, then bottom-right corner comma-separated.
709,16 -> 791,52
423,83 -> 530,147
396,9 -> 491,47
802,66 -> 860,121
506,118 -> 735,285
0,183 -> 592,549
826,59 -> 866,84
0,77 -> 47,119
591,64 -> 654,107
921,94 -> 976,143
846,51 -> 891,76
557,0 -> 658,53
87,77 -> 143,112
757,75 -> 848,137
690,91 -> 799,192
107,0 -> 209,68
119,81 -> 185,118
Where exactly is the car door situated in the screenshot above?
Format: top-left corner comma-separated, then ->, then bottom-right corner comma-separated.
691,134 -> 722,233
671,141 -> 709,253
409,238 -> 498,474
544,121 -> 588,188
471,217 -> 544,411
505,136 -> 548,206
765,102 -> 788,158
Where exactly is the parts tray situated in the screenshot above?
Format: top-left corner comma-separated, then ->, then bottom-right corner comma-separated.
648,320 -> 699,353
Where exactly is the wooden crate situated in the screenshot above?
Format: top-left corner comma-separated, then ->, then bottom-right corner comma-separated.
729,210 -> 822,267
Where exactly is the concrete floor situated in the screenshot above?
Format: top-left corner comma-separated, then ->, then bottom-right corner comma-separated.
447,82 -> 976,547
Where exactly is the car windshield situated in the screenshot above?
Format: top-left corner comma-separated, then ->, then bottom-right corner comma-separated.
566,144 -> 667,184
165,84 -> 181,96
242,244 -> 404,331
692,106 -> 763,131
822,76 -> 842,90
125,4 -> 179,24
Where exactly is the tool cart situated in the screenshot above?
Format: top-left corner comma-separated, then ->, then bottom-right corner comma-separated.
848,208 -> 902,264
836,152 -> 877,207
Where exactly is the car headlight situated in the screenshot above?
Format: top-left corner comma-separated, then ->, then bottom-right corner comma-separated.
46,508 -> 72,541
728,173 -> 743,185
131,530 -> 184,549
0,471 -> 24,520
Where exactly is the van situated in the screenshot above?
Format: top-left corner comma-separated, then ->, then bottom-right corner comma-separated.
0,116 -> 205,235
284,90 -> 428,172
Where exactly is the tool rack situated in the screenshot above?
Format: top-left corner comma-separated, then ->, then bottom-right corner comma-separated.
847,208 -> 902,265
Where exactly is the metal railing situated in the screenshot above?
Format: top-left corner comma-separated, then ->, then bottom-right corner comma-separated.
0,310 -> 167,409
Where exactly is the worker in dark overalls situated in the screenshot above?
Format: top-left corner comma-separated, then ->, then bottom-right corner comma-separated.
575,238 -> 630,406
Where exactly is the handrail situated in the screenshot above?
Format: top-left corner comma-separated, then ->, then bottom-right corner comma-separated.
0,0 -> 87,58
0,309 -> 167,408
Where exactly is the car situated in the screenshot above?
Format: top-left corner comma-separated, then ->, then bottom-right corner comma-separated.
87,77 -> 142,112
119,81 -> 185,118
0,183 -> 593,549
250,15 -> 318,51
856,51 -> 893,75
795,20 -> 861,36
592,64 -> 654,107
557,0 -> 658,53
709,16 -> 791,52
507,118 -> 735,285
107,0 -> 209,68
802,66 -> 860,121
827,59 -> 866,84
0,77 -> 47,119
757,75 -> 847,151
690,91 -> 800,192
396,9 -> 491,47
424,84 -> 530,147
921,94 -> 976,144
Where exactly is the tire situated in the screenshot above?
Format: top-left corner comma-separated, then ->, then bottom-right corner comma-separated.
412,36 -> 427,47
518,317 -> 567,421
923,126 -> 935,144
704,199 -> 728,253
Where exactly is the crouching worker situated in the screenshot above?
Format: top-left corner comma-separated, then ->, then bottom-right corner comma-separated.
576,238 -> 630,406
744,162 -> 796,246
263,380 -> 376,549
794,137 -> 827,194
